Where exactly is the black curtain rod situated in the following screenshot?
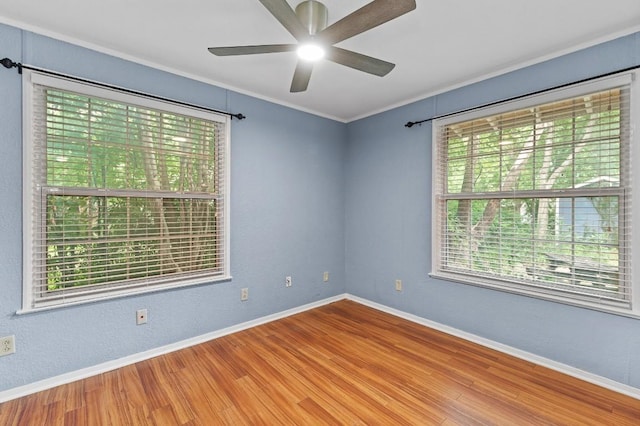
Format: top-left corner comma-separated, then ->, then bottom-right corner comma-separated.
1,57 -> 246,121
404,64 -> 640,128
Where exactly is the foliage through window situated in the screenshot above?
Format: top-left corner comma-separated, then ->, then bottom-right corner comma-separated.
432,73 -> 637,313
23,72 -> 230,310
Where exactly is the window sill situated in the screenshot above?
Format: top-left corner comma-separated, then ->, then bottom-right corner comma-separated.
16,274 -> 233,315
429,271 -> 639,320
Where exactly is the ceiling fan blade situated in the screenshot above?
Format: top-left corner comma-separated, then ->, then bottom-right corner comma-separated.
259,0 -> 309,41
316,0 -> 416,45
326,47 -> 395,77
208,44 -> 297,56
290,61 -> 314,92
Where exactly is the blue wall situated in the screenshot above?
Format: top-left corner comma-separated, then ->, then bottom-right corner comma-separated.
346,32 -> 640,389
2,21 -> 640,395
0,24 -> 347,392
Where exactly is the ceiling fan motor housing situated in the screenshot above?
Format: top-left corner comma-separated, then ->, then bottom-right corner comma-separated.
295,0 -> 328,35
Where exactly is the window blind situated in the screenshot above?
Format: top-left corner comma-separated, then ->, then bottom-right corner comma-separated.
24,72 -> 230,309
433,77 -> 632,310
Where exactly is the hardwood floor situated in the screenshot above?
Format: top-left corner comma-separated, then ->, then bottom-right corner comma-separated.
2,300 -> 639,425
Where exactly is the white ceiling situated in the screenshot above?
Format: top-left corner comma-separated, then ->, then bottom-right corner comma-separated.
1,0 -> 639,122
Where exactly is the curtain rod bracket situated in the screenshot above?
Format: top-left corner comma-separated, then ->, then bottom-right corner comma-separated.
405,118 -> 428,128
1,57 -> 22,73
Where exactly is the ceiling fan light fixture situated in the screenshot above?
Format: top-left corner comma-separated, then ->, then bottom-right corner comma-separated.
296,43 -> 325,61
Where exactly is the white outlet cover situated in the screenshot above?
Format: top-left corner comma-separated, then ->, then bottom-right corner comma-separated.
395,279 -> 402,291
136,309 -> 148,325
0,335 -> 16,356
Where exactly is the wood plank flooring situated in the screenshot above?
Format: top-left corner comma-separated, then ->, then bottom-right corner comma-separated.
1,300 -> 639,425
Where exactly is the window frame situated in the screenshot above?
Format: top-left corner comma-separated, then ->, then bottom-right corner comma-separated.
21,70 -> 231,312
431,71 -> 640,317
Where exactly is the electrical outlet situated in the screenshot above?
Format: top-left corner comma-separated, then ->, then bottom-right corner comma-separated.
323,271 -> 329,282
285,276 -> 292,287
241,287 -> 249,301
395,279 -> 402,292
0,335 -> 15,356
136,309 -> 148,325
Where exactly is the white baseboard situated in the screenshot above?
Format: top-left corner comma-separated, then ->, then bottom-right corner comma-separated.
346,294 -> 640,401
0,294 -> 347,403
3,292 -> 639,403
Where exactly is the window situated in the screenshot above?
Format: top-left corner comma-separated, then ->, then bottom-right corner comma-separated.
432,72 -> 639,316
23,71 -> 230,311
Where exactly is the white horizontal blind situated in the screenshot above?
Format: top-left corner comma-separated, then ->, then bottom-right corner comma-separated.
433,80 -> 631,309
26,74 -> 229,309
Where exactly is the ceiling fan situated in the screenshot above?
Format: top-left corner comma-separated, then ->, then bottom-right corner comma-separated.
208,0 -> 417,93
